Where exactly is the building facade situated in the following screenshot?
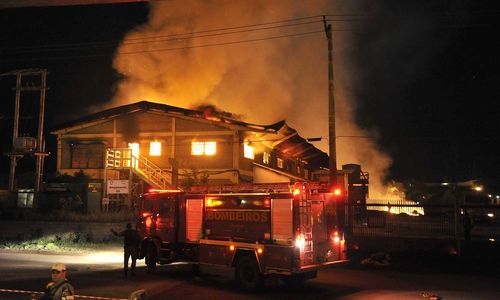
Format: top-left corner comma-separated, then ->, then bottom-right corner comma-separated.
51,101 -> 328,208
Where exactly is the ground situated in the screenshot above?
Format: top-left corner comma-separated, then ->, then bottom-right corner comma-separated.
0,248 -> 499,300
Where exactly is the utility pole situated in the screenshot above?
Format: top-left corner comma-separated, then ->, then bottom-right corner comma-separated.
323,16 -> 337,185
8,72 -> 23,192
34,70 -> 48,197
1,69 -> 49,209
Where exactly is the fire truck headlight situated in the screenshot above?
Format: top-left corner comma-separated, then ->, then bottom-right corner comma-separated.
330,231 -> 340,243
229,245 -> 235,251
257,248 -> 263,254
145,217 -> 152,228
295,234 -> 305,249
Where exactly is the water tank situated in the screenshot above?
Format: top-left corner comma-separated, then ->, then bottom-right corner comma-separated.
13,137 -> 37,153
342,164 -> 366,184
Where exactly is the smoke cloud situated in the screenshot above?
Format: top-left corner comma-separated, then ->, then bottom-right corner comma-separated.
111,0 -> 392,198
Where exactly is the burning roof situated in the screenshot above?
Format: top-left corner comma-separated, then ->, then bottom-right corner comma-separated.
51,100 -> 328,168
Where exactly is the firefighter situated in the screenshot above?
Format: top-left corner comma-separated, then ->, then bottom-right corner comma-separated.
111,223 -> 141,278
40,263 -> 74,300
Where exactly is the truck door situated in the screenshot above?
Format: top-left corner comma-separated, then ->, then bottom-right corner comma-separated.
311,200 -> 328,262
156,196 -> 178,243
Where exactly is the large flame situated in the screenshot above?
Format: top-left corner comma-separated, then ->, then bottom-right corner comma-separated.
110,0 -> 393,197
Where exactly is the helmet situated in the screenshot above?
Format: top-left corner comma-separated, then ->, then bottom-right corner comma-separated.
52,263 -> 66,272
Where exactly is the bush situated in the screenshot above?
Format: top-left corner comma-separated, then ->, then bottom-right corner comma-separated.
22,209 -> 135,223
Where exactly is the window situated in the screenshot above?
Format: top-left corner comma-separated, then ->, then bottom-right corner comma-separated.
263,152 -> 270,165
128,143 -> 139,157
244,144 -> 254,159
71,143 -> 103,169
192,141 -> 216,156
128,143 -> 139,168
150,141 -> 161,156
277,157 -> 283,169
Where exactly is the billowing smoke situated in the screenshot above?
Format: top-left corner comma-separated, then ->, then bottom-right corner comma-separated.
111,0 -> 392,198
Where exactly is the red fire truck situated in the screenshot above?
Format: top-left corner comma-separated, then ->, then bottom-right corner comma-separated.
136,182 -> 348,290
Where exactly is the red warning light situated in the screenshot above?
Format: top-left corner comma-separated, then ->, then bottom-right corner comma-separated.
331,186 -> 343,197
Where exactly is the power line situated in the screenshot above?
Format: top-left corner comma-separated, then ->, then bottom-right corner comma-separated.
1,29 -> 326,62
0,13 -> 370,55
119,30 -> 324,55
1,19 -> 324,54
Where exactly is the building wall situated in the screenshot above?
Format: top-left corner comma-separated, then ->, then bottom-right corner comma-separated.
253,165 -> 292,183
54,110 -> 312,186
56,112 -> 238,183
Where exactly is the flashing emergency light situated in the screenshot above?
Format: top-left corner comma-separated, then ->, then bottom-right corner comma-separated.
205,198 -> 223,207
148,188 -> 181,193
145,216 -> 153,228
257,248 -> 263,254
229,245 -> 235,251
331,231 -> 340,243
293,188 -> 301,196
295,234 -> 305,249
264,198 -> 271,208
331,186 -> 343,197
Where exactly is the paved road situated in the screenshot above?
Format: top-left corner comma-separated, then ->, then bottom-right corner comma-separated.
1,249 -> 499,300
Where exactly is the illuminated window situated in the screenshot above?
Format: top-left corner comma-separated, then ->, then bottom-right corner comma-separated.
263,152 -> 270,164
192,141 -> 217,156
128,143 -> 139,168
205,141 -> 216,155
128,143 -> 139,157
244,144 -> 254,159
277,157 -> 283,169
150,141 -> 161,156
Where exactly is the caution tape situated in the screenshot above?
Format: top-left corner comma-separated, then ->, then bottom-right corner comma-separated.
0,288 -> 128,300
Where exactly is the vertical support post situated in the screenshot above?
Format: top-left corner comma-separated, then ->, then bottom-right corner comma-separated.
34,69 -> 47,194
232,132 -> 240,184
9,73 -> 22,192
170,117 -> 178,188
323,16 -> 337,186
454,192 -> 462,256
112,119 -> 117,148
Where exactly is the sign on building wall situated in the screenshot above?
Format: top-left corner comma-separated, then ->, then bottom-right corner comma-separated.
107,180 -> 129,194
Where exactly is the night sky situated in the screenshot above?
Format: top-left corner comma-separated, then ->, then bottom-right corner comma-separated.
1,1 -> 499,186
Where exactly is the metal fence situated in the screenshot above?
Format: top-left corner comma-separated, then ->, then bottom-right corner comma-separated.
345,201 -> 500,242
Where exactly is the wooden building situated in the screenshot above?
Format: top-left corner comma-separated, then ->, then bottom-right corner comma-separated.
51,101 -> 328,208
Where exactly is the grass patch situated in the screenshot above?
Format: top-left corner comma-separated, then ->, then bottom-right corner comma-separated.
0,231 -> 121,253
2,208 -> 135,223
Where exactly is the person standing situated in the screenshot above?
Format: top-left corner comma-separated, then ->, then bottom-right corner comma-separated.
40,263 -> 74,300
111,223 -> 141,278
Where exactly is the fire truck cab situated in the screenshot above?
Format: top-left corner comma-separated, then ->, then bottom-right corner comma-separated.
137,182 -> 348,290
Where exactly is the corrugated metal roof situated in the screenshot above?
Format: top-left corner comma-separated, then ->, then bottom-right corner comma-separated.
51,101 -> 284,133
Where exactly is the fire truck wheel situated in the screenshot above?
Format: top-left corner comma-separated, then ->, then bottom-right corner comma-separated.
146,245 -> 157,273
235,256 -> 263,291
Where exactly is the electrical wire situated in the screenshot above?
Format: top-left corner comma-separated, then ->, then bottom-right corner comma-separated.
0,13 -> 367,57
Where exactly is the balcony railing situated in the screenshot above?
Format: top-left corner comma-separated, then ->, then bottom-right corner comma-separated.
105,148 -> 171,189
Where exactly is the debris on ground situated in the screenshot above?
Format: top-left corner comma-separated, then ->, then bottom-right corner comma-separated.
421,291 -> 443,300
361,251 -> 391,266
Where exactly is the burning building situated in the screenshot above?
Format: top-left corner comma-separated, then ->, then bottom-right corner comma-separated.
51,101 -> 328,209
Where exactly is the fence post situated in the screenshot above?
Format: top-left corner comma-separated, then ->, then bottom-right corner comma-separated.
454,195 -> 462,256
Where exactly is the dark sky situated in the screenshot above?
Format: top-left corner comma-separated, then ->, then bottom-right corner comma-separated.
1,1 -> 499,185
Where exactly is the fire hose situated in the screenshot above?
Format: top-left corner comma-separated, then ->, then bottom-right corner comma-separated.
0,288 -> 137,300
